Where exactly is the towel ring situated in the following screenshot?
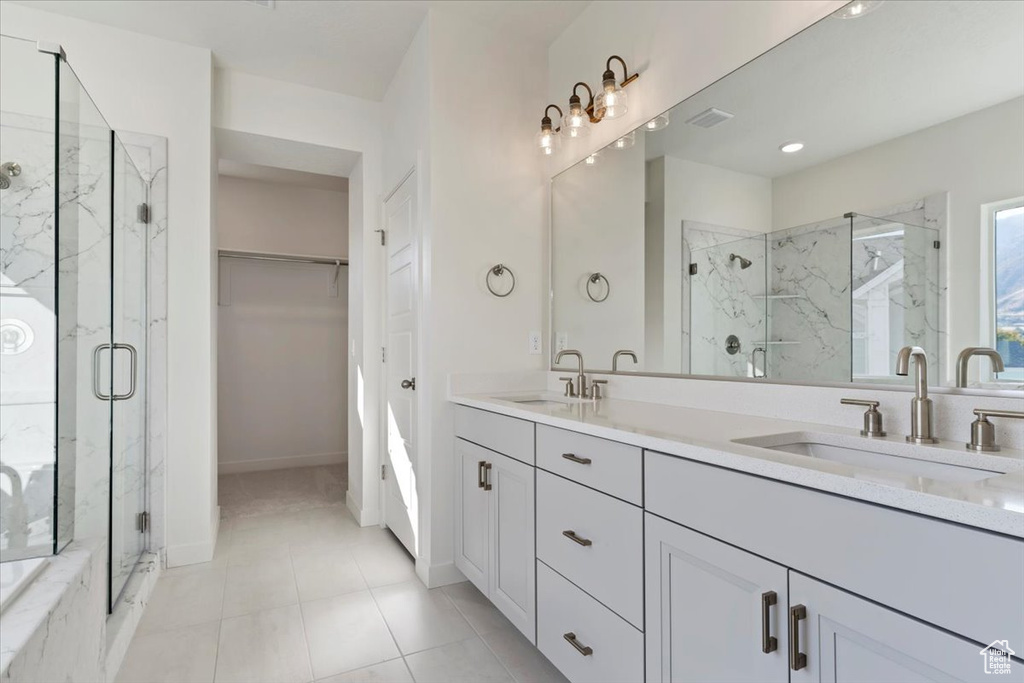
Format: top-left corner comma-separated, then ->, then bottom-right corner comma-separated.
486,264 -> 516,298
586,272 -> 610,302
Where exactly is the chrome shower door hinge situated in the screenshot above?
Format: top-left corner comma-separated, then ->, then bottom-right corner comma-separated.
135,511 -> 150,533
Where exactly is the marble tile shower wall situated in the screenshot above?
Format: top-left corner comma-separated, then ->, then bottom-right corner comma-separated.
683,221 -> 766,377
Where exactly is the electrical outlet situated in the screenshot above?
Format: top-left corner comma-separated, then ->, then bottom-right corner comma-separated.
556,333 -> 568,353
528,331 -> 542,355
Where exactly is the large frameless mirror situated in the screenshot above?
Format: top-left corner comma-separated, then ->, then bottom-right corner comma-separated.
550,0 -> 1024,392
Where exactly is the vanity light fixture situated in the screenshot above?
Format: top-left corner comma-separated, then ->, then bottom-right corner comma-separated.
644,112 -> 670,131
834,1 -> 884,19
537,104 -> 563,156
594,55 -> 636,120
563,83 -> 594,139
612,131 -> 636,150
779,141 -> 804,154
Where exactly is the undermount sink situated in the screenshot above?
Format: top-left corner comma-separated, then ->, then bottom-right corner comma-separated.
495,394 -> 576,407
735,433 -> 1004,483
512,399 -> 571,406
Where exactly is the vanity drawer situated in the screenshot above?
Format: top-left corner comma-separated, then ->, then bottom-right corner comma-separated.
454,405 -> 535,465
536,424 -> 642,504
537,560 -> 644,683
536,470 -> 643,628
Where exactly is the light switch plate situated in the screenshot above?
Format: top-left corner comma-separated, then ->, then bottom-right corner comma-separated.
528,331 -> 542,355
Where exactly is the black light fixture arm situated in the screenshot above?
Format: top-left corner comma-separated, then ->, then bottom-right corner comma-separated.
604,55 -> 638,88
571,82 -> 595,110
542,103 -> 564,130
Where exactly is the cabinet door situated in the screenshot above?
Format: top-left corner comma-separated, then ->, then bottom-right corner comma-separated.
790,573 -> 1002,682
454,438 -> 490,594
646,514 -> 790,683
490,450 -> 536,643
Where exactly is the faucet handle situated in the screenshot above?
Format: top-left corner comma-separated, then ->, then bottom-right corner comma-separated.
967,409 -> 1024,452
558,377 -> 576,398
591,379 -> 608,400
841,398 -> 886,437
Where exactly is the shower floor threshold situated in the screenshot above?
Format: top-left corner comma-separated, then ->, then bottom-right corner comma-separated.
0,557 -> 48,615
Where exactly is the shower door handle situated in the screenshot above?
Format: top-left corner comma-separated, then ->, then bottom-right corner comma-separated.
752,347 -> 767,379
92,343 -> 113,400
111,343 -> 138,401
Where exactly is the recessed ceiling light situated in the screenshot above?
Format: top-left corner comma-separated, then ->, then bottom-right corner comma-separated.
779,142 -> 804,154
834,1 -> 883,20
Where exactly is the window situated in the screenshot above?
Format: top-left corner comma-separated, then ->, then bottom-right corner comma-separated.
994,202 -> 1024,382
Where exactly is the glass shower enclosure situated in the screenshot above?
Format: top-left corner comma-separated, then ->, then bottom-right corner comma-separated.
1,34 -> 149,611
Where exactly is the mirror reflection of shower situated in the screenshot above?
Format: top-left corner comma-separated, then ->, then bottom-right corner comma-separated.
729,253 -> 752,269
0,161 -> 21,190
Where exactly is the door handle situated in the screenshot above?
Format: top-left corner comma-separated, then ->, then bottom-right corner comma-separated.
561,453 -> 592,465
112,343 -> 138,401
477,460 -> 486,489
401,378 -> 416,390
483,462 -> 492,491
562,530 -> 593,547
789,604 -> 807,670
761,591 -> 778,653
563,632 -> 593,656
92,344 -> 113,400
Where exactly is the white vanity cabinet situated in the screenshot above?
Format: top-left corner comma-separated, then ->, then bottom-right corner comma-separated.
453,408 -> 537,642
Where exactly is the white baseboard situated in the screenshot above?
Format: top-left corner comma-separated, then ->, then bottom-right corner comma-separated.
218,451 -> 346,475
346,490 -> 379,526
417,560 -> 465,589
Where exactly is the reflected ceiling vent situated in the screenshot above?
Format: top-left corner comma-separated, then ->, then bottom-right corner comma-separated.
685,107 -> 734,128
242,0 -> 276,8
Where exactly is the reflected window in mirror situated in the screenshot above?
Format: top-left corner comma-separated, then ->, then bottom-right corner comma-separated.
991,199 -> 1024,384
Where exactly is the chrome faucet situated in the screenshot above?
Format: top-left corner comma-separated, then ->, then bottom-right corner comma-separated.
895,346 -> 938,444
555,349 -> 588,399
612,349 -> 638,372
955,347 -> 1005,387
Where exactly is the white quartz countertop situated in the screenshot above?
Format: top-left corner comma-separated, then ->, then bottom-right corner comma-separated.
451,392 -> 1024,539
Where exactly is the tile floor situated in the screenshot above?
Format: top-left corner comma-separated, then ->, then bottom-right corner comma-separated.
116,467 -> 567,683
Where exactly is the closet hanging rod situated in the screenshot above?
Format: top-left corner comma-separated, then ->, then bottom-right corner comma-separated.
218,249 -> 348,266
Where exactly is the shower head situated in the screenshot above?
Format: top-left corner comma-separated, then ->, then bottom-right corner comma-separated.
0,162 -> 22,190
729,253 -> 752,269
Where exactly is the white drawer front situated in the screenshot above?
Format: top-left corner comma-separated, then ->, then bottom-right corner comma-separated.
454,405 -> 535,465
536,425 -> 642,504
537,561 -> 644,683
537,471 -> 643,628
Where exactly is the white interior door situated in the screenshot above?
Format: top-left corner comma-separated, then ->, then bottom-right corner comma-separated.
382,172 -> 418,556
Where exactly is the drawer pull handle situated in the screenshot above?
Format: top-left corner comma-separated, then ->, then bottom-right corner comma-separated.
562,530 -> 593,547
477,460 -> 486,489
483,462 -> 492,491
563,632 -> 593,656
789,604 -> 807,670
761,591 -> 777,654
562,453 -> 592,465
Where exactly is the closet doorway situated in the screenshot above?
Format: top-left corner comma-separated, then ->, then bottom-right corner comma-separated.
215,155 -> 350,519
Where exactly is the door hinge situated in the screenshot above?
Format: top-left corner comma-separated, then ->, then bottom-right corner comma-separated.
381,347 -> 386,363
135,511 -> 150,533
933,240 -> 941,250
375,229 -> 386,246
381,464 -> 387,480
137,202 -> 150,224
689,263 -> 698,275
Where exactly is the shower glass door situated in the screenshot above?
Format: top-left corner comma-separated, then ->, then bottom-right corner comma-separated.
110,135 -> 147,607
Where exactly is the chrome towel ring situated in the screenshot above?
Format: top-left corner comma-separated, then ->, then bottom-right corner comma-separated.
486,264 -> 516,297
586,272 -> 610,302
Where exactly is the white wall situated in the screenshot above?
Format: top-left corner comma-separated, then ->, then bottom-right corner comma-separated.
0,3 -> 217,567
217,258 -> 348,473
546,0 -> 846,174
214,68 -> 383,526
772,96 -> 1024,380
217,176 -> 349,257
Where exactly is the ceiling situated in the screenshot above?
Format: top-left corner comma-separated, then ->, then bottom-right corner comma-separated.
9,0 -> 589,101
641,0 -> 1024,179
216,128 -> 361,181
218,159 -> 349,192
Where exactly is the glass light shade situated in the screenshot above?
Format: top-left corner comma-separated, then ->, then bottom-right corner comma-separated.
612,131 -> 635,150
584,153 -> 598,166
562,108 -> 590,139
537,126 -> 559,156
595,84 -> 628,120
645,112 -> 670,131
